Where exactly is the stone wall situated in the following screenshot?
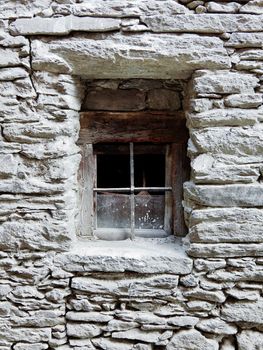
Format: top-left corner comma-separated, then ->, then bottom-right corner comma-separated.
0,0 -> 263,349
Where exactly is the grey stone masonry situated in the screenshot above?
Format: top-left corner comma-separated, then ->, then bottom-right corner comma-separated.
0,0 -> 263,349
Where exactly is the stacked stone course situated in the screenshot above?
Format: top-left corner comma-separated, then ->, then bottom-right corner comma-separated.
0,0 -> 263,349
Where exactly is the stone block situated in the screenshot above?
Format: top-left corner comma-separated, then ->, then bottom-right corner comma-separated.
112,329 -> 161,343
240,0 -> 263,14
221,299 -> 263,327
0,0 -> 51,19
71,274 -> 179,297
13,343 -> 49,350
183,288 -> 226,303
0,155 -> 17,178
11,309 -> 64,327
196,318 -> 237,335
187,243 -> 263,258
52,0 -> 190,17
225,33 -> 263,48
184,182 -> 263,207
193,71 -> 259,94
31,34 -> 230,79
0,49 -> 20,67
191,125 -> 263,156
191,154 -> 259,184
167,329 -> 218,350
0,67 -> 28,81
0,221 -> 73,252
224,94 -> 263,108
0,325 -> 51,343
143,14 -> 263,33
187,108 -> 260,128
237,330 -> 263,350
66,311 -> 113,323
55,240 -> 193,274
189,208 -> 263,243
66,323 -> 101,338
82,89 -> 146,111
206,2 -> 241,13
10,16 -> 121,36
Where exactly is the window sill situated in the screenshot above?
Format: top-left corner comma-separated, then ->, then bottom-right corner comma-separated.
55,237 -> 193,274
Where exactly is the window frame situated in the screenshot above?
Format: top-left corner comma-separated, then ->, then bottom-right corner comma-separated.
78,111 -> 189,239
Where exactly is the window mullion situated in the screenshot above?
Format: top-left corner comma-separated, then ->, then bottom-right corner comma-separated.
130,142 -> 135,240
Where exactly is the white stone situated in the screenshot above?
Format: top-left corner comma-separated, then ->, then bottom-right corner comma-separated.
71,274 -> 178,297
196,318 -> 237,335
225,288 -> 260,301
103,320 -> 139,332
207,267 -> 263,282
11,309 -> 64,327
0,0 -> 51,18
225,33 -> 263,48
92,338 -> 132,350
0,67 -> 28,81
206,2 -> 241,13
240,0 -> 263,14
194,258 -> 226,271
188,108 -> 260,128
224,94 -> 262,108
191,154 -> 259,184
11,286 -> 44,299
13,343 -> 49,350
66,323 -> 101,338
112,329 -> 161,343
66,311 -> 113,323
187,243 -> 263,258
0,155 -> 17,177
56,240 -> 192,274
221,299 -> 263,326
143,14 -> 263,33
189,208 -> 263,244
185,182 -> 263,207
0,326 -> 51,343
167,316 -> 199,327
53,0 -> 190,17
10,16 -> 121,36
237,330 -> 263,350
191,125 -> 263,156
167,329 -> 219,350
31,34 -> 230,79
193,71 -> 259,94
239,49 -> 263,61
183,288 -> 226,303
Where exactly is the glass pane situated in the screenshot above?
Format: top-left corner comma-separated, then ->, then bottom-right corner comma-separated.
97,154 -> 130,188
134,153 -> 165,187
96,193 -> 131,228
135,193 -> 165,229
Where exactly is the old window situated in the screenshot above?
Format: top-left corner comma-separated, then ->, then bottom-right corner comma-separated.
78,111 -> 189,240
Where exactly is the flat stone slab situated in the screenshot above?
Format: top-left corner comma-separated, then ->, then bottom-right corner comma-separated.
55,238 -> 193,274
31,33 -> 230,79
10,16 -> 121,36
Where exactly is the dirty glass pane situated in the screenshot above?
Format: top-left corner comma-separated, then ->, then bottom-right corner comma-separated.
135,193 -> 165,229
97,193 -> 131,228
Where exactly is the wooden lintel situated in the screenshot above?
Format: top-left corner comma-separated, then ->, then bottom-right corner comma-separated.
78,111 -> 188,144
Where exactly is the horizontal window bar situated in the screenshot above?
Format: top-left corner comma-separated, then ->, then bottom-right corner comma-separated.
94,187 -> 172,192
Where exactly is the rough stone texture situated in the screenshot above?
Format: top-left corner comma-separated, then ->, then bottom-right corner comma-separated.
31,34 -> 230,79
0,1 -> 263,349
167,329 -> 219,350
237,330 -> 263,349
